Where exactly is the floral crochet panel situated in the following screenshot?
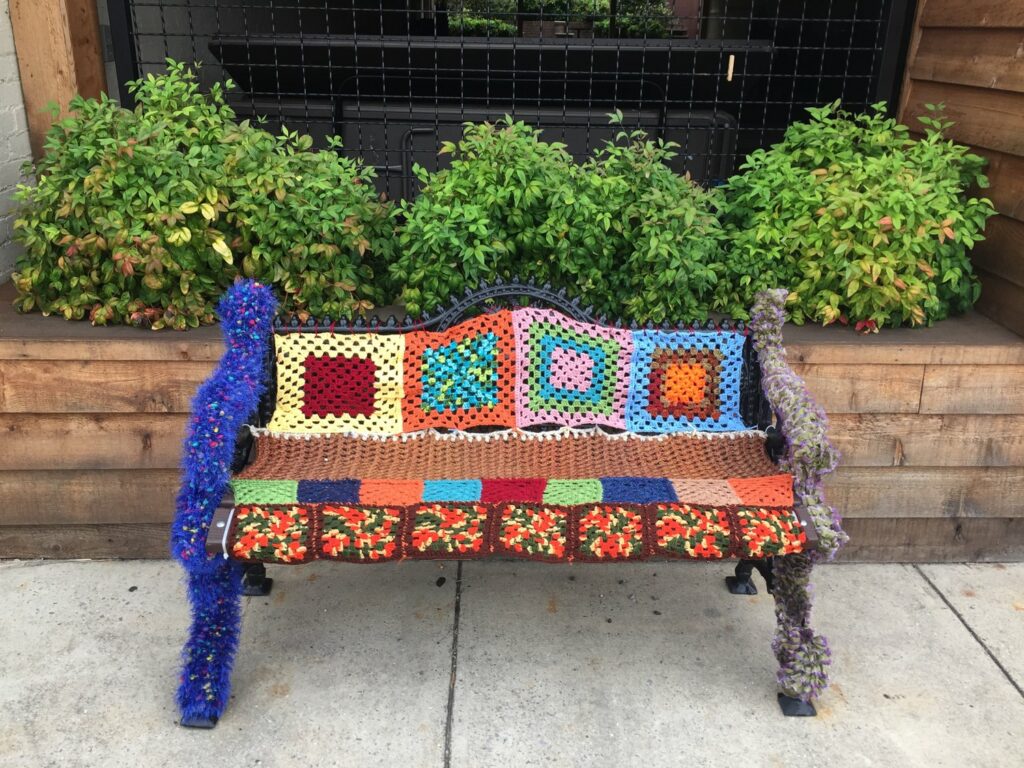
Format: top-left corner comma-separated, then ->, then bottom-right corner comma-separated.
319,505 -> 402,562
513,308 -> 633,428
268,332 -> 405,434
626,330 -> 747,432
231,505 -> 312,563
653,504 -> 731,559
493,504 -> 569,561
576,505 -> 647,561
223,503 -> 807,563
402,311 -> 516,431
405,503 -> 490,558
734,507 -> 807,557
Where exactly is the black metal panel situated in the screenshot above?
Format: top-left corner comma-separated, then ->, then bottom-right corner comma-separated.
110,0 -> 904,197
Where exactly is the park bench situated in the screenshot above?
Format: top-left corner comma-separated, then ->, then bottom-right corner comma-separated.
171,279 -> 846,728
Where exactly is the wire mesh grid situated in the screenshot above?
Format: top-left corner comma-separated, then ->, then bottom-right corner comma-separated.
108,0 -> 912,198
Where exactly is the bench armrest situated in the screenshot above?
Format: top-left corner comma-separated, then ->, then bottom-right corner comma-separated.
751,289 -> 848,557
171,280 -> 277,567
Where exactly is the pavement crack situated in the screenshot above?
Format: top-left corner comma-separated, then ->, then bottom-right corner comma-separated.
443,561 -> 464,768
914,564 -> 1024,700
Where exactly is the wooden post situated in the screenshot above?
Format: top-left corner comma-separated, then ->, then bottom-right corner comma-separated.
9,0 -> 107,159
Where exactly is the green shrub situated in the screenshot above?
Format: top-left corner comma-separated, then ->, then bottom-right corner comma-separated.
391,116 -> 727,322
718,101 -> 995,328
449,16 -> 517,36
571,117 -> 728,323
13,61 -> 394,329
392,118 -> 581,316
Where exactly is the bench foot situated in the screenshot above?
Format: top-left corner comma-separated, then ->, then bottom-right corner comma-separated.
725,558 -> 774,595
242,563 -> 273,597
180,714 -> 219,729
777,692 -> 816,717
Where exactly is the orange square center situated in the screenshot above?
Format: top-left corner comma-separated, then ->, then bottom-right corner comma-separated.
663,363 -> 707,404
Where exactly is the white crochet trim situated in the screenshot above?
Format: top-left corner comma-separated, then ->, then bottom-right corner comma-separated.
247,425 -> 766,443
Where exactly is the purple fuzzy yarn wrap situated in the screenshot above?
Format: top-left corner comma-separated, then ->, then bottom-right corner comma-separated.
171,279 -> 276,724
750,288 -> 846,703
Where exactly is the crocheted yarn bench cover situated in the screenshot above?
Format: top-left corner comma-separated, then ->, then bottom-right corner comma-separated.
218,430 -> 807,563
172,280 -> 846,728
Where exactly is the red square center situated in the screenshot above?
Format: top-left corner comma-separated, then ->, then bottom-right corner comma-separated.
301,354 -> 378,418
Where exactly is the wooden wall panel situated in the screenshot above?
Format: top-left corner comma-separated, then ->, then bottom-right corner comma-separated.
827,413 -> 1024,467
0,469 -> 179,525
0,414 -> 188,470
920,0 -> 1024,28
899,0 -> 1024,337
910,28 -> 1024,93
0,360 -> 212,413
9,0 -> 107,158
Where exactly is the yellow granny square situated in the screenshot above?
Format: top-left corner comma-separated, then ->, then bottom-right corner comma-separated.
267,332 -> 405,434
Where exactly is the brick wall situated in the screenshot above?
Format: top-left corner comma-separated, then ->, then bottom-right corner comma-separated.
0,0 -> 30,282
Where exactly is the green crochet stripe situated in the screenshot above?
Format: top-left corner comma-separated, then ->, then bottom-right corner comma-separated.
231,479 -> 299,505
542,479 -> 603,505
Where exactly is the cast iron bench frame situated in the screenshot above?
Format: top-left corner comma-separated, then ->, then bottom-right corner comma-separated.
173,280 -> 844,728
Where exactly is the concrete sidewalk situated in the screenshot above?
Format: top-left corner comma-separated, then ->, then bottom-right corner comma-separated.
0,561 -> 1021,768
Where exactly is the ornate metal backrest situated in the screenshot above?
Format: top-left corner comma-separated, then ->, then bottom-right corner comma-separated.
258,281 -> 771,431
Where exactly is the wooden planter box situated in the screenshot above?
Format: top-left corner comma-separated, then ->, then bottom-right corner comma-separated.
1,282 -> 1022,562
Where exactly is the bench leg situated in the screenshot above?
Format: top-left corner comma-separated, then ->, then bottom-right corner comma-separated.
725,558 -> 774,595
771,553 -> 831,717
177,560 -> 244,729
242,562 -> 273,596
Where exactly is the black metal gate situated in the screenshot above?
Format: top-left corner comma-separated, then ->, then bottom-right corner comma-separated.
107,0 -> 915,198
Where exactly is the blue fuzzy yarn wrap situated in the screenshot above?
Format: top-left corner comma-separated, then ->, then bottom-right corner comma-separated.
171,279 -> 276,725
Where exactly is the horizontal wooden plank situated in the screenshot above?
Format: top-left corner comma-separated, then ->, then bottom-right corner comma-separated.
920,363 -> 1024,413
903,80 -> 1024,155
784,313 -> 1024,365
825,466 -> 1024,519
0,281 -> 225,361
0,414 -> 188,470
972,214 -> 1024,288
838,517 -> 1024,562
0,360 -> 211,413
0,522 -> 170,559
793,364 -> 923,413
910,28 -> 1024,93
0,469 -> 179,525
976,268 -> 1024,337
976,148 -> 1024,223
828,413 -> 1024,467
921,0 -> 1024,28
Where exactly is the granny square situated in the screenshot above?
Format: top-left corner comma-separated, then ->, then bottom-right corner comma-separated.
575,504 -> 647,561
406,503 -> 490,558
268,332 -> 405,434
626,330 -> 746,432
513,308 -> 633,428
652,504 -> 731,559
319,505 -> 402,562
492,504 -> 570,561
734,507 -> 807,558
402,311 -> 516,431
230,505 -> 312,563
